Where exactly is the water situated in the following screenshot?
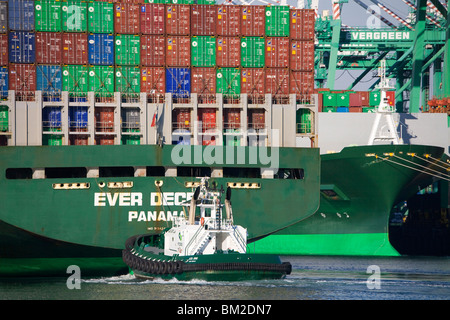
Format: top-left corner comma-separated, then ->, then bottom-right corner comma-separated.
1,256 -> 449,300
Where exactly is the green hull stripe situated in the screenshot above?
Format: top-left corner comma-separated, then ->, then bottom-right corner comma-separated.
249,233 -> 401,257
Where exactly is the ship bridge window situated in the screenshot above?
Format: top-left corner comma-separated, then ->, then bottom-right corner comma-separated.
223,167 -> 261,178
99,166 -> 134,177
177,167 -> 211,177
146,166 -> 165,177
5,168 -> 33,179
275,168 -> 304,180
45,167 -> 87,179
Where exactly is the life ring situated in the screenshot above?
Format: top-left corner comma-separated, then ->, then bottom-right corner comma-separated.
200,217 -> 205,226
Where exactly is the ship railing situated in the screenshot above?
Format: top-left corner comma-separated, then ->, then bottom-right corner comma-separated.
42,121 -> 63,133
69,121 -> 89,133
94,93 -> 115,103
15,91 -> 35,101
172,121 -> 192,132
197,94 -> 217,104
95,121 -> 115,133
197,122 -> 218,132
232,225 -> 247,253
247,123 -> 267,134
296,122 -> 313,134
223,122 -> 242,134
146,93 -> 165,104
247,94 -> 265,105
68,92 -> 88,103
0,122 -> 11,134
120,92 -> 140,103
223,95 -> 241,105
184,224 -> 206,256
271,94 -> 290,105
121,121 -> 141,134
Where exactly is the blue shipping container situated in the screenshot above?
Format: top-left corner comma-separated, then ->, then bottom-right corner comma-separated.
0,66 -> 8,98
166,68 -> 191,99
37,65 -> 62,96
42,106 -> 62,128
69,106 -> 88,129
8,0 -> 35,31
9,31 -> 35,63
336,107 -> 349,112
88,34 -> 114,66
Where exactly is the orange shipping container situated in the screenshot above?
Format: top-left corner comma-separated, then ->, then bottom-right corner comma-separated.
241,5 -> 265,37
36,32 -> 62,64
191,5 -> 216,36
290,40 -> 314,71
62,33 -> 88,65
265,37 -> 289,68
141,35 -> 165,66
166,5 -> 191,35
114,3 -> 140,34
191,67 -> 216,99
166,36 -> 190,67
289,70 -> 314,100
141,67 -> 165,97
241,68 -> 265,97
140,3 -> 165,35
216,36 -> 240,67
95,107 -> 115,133
0,34 -> 7,65
265,68 -> 290,97
290,9 -> 315,40
216,5 -> 241,36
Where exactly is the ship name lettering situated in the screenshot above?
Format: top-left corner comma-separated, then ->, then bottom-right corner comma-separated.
128,210 -> 185,222
150,192 -> 193,206
94,192 -> 143,207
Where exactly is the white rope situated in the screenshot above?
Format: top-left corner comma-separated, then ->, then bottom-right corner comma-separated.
392,154 -> 450,180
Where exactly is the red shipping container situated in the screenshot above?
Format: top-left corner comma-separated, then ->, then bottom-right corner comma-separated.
241,5 -> 265,36
9,64 -> 36,92
173,108 -> 191,129
141,35 -> 165,66
140,3 -> 165,35
248,109 -> 265,129
224,108 -> 241,129
265,68 -> 290,96
141,67 -> 165,97
302,9 -> 315,41
166,36 -> 190,67
69,136 -> 89,145
166,5 -> 190,35
216,37 -> 240,67
191,67 -> 216,98
265,37 -> 289,68
95,135 -> 115,145
349,107 -> 362,113
216,5 -> 241,36
290,40 -> 314,71
95,107 -> 114,132
289,70 -> 314,99
386,91 -> 395,106
198,107 -> 216,134
35,32 -> 62,64
191,5 -> 216,36
350,91 -> 370,106
290,9 -> 315,40
241,68 -> 265,96
0,34 -> 7,65
62,33 -> 88,65
114,3 -> 140,34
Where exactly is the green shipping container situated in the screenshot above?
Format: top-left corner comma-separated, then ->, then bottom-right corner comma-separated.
369,91 -> 381,106
363,106 -> 375,113
88,66 -> 115,98
43,134 -> 63,146
216,68 -> 240,98
121,135 -> 141,145
296,109 -> 312,134
35,0 -> 62,32
62,65 -> 88,96
115,66 -> 141,95
322,106 -> 336,112
145,0 -> 172,3
191,36 -> 216,67
0,106 -> 8,132
322,92 -> 337,107
88,1 -> 114,33
265,6 -> 290,37
241,37 -> 265,68
115,35 -> 140,66
62,1 -> 87,32
336,92 -> 350,107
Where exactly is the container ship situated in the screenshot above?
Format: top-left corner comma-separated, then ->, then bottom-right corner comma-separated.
0,0 -> 448,277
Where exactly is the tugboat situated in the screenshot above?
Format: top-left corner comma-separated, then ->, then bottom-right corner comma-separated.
122,178 -> 292,281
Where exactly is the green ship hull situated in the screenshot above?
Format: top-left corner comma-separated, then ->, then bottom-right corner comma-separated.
252,144 -> 448,256
0,145 -> 320,277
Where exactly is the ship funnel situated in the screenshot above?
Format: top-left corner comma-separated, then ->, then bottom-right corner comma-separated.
189,186 -> 200,225
225,187 -> 233,222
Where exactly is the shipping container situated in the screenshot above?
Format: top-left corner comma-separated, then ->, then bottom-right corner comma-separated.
141,67 -> 165,98
62,0 -> 87,32
95,135 -> 115,145
140,3 -> 165,34
349,106 -> 362,112
88,33 -> 114,65
296,108 -> 312,134
35,0 -> 62,32
265,68 -> 289,98
223,108 -> 240,132
37,65 -> 62,97
290,40 -> 314,71
35,32 -> 62,64
0,34 -> 8,65
0,67 -> 8,98
88,66 -> 115,98
369,91 -> 380,106
241,5 -> 265,37
166,36 -> 190,66
115,65 -> 140,95
216,36 -> 240,67
349,91 -> 369,107
0,2 -> 7,34
265,37 -> 289,68
8,0 -> 35,31
121,135 -> 140,145
191,5 -> 215,36
0,105 -> 8,131
290,9 -> 315,40
114,3 -> 140,34
88,1 -> 114,33
69,106 -> 88,131
191,36 -> 216,67
172,108 -> 191,132
241,37 -> 264,68
62,65 -> 88,96
197,107 -> 216,133
9,63 -> 36,93
95,106 -> 114,132
191,67 -> 215,101
9,31 -> 35,63
216,67 -> 240,98
42,134 -> 63,145
241,68 -> 264,98
166,67 -> 190,98
247,108 -> 265,129
265,6 -> 289,37
166,4 -> 190,35
62,33 -> 88,65
69,135 -> 88,145
336,92 -> 350,107
115,34 -> 140,66
216,5 -> 240,36
42,106 -> 62,131
337,107 -> 349,112
140,35 -> 165,66
289,70 -> 314,100
323,92 -> 337,107
386,90 -> 395,106
121,107 -> 140,132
